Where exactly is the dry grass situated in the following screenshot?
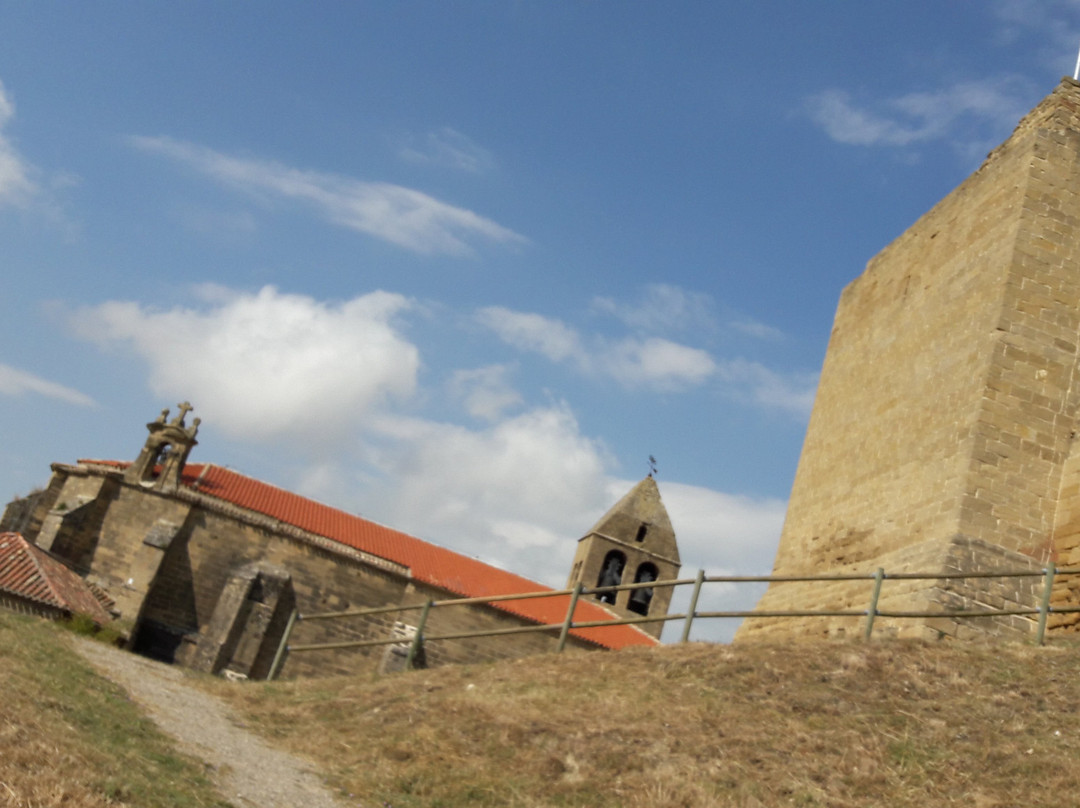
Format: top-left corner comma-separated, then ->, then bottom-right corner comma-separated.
210,639 -> 1080,807
0,611 -> 229,808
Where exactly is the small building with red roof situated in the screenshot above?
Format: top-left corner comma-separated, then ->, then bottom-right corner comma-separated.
0,531 -> 113,624
1,404 -> 680,679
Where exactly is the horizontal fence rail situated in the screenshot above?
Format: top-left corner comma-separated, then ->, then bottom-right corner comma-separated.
266,563 -> 1080,679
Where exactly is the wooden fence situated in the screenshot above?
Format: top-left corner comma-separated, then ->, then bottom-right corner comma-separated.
267,563 -> 1080,679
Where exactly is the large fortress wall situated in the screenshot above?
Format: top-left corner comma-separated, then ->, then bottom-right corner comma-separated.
740,79 -> 1080,640
966,97 -> 1080,557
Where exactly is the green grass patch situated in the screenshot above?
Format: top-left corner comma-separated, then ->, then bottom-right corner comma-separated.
0,610 -> 231,807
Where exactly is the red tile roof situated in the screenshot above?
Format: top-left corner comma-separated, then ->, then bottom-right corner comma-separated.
0,532 -> 113,624
82,461 -> 657,650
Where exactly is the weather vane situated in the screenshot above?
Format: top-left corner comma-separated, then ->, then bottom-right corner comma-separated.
648,455 -> 658,477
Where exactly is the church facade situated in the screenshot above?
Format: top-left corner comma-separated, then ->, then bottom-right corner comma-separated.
740,78 -> 1080,642
3,404 -> 680,678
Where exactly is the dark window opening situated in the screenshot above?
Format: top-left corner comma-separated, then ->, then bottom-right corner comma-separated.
634,523 -> 648,542
628,564 -> 658,615
595,551 -> 626,604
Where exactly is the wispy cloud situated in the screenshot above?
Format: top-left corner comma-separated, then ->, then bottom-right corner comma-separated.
0,80 -> 38,207
449,364 -> 524,421
729,319 -> 784,341
398,127 -> 495,173
992,0 -> 1080,54
129,135 -> 526,255
716,359 -> 817,416
478,304 -> 815,410
605,337 -> 717,388
475,307 -> 583,363
0,364 -> 95,406
593,283 -> 784,342
805,78 -> 1033,149
591,284 -> 716,334
476,306 -> 717,391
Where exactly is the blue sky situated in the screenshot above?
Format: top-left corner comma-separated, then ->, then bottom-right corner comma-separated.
2,2 -> 1078,640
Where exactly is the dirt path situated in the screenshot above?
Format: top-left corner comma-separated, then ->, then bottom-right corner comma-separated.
70,638 -> 350,808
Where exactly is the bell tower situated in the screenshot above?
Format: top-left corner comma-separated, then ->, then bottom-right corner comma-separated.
124,402 -> 200,493
566,476 -> 681,639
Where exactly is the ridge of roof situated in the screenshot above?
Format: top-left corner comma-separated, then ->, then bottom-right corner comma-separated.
75,459 -> 658,649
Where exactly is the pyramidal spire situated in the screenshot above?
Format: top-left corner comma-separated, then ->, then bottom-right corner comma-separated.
583,476 -> 679,564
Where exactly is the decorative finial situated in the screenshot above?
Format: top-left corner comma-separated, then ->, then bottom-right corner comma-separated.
648,455 -> 658,477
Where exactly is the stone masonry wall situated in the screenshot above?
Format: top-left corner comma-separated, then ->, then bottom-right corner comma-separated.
31,467 -> 599,678
741,79 -> 1080,641
964,86 -> 1080,559
744,535 -> 1042,642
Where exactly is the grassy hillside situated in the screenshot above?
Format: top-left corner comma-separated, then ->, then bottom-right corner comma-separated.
7,604 -> 1080,808
0,611 -> 228,808
212,639 -> 1080,808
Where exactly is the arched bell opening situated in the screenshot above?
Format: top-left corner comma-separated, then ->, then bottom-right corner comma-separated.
627,563 -> 658,615
595,550 -> 626,604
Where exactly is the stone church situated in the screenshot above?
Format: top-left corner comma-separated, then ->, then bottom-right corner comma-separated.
2,403 -> 681,678
740,77 -> 1080,642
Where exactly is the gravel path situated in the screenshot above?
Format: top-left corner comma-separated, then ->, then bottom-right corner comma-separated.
70,638 -> 349,808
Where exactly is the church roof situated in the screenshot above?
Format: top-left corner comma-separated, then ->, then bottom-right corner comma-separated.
82,460 -> 659,650
0,532 -> 113,624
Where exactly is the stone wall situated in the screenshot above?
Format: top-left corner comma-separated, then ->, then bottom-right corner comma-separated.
24,466 -> 600,678
743,536 -> 1043,641
740,79 -> 1080,641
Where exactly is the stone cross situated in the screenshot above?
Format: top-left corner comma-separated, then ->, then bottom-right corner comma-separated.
172,401 -> 194,425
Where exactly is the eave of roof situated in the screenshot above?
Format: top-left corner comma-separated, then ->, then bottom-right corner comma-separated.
77,460 -> 658,650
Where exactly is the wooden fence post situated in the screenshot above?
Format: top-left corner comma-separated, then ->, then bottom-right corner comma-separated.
556,583 -> 583,653
1036,563 -> 1056,646
404,600 -> 433,669
268,608 -> 299,681
863,568 -> 885,641
680,569 -> 706,643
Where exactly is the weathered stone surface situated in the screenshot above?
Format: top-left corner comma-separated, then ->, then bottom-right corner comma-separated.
740,79 -> 1080,642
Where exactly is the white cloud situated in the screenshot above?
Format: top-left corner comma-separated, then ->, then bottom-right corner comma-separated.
358,405 -> 615,579
655,480 -> 786,575
449,364 -> 523,421
349,407 -> 787,604
591,284 -> 716,333
344,426 -> 787,638
70,286 -> 419,441
805,78 -> 1032,149
0,363 -> 95,407
0,79 -> 38,207
399,127 -> 495,173
129,135 -> 526,256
